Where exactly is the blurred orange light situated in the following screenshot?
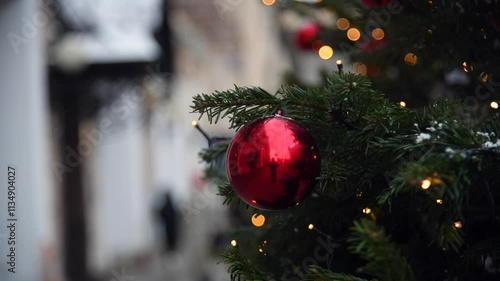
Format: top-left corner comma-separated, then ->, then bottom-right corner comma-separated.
318,45 -> 334,60
251,214 -> 266,227
372,28 -> 385,40
347,28 -> 361,41
353,62 -> 367,75
337,18 -> 350,30
262,0 -> 275,5
404,53 -> 418,66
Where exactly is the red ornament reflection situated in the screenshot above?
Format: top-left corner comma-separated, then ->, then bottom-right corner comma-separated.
226,116 -> 321,210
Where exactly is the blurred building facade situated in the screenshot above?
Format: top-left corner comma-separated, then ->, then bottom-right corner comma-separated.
0,1 -> 290,281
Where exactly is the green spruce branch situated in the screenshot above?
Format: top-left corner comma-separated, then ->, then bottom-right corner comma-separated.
348,219 -> 416,281
221,246 -> 270,281
306,265 -> 370,281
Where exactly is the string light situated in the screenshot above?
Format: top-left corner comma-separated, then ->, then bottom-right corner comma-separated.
454,221 -> 463,229
372,28 -> 385,40
336,18 -> 350,30
436,199 -> 443,204
480,72 -> 489,83
490,101 -> 499,109
231,240 -> 238,247
251,213 -> 266,227
399,101 -> 407,108
356,189 -> 363,197
262,0 -> 275,5
192,120 -> 211,144
337,60 -> 343,73
462,62 -> 473,73
318,45 -> 334,60
308,223 -> 314,230
404,53 -> 418,66
258,248 -> 264,253
347,28 -> 361,41
421,178 -> 431,190
362,207 -> 372,214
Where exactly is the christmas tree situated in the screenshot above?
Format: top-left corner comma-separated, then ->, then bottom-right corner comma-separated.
190,1 -> 500,280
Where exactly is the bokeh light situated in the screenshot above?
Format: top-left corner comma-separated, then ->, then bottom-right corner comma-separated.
336,18 -> 350,30
421,178 -> 431,189
372,28 -> 385,40
404,53 -> 418,66
251,213 -> 266,227
347,28 -> 361,41
353,62 -> 367,75
262,0 -> 276,6
318,45 -> 334,60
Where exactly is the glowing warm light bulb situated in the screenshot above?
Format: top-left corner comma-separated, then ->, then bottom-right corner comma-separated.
462,62 -> 473,73
356,190 -> 363,197
347,28 -> 361,41
421,179 -> 431,190
436,199 -> 443,204
491,101 -> 499,109
231,240 -> 238,247
336,60 -> 342,65
399,101 -> 407,108
251,213 -> 266,227
372,28 -> 385,40
318,45 -> 334,60
454,221 -> 463,229
404,53 -> 418,66
308,224 -> 314,230
336,18 -> 350,30
191,120 -> 198,126
480,72 -> 489,83
362,207 -> 372,214
259,248 -> 264,253
262,0 -> 276,6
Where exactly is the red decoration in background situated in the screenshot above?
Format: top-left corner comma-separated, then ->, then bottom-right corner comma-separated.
361,0 -> 389,7
294,21 -> 321,50
226,115 -> 321,210
359,38 -> 387,52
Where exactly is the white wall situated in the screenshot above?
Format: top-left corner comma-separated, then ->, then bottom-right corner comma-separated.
0,0 -> 56,281
86,92 -> 155,274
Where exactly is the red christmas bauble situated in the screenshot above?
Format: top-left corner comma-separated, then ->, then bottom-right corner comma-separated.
226,115 -> 321,210
294,21 -> 321,50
